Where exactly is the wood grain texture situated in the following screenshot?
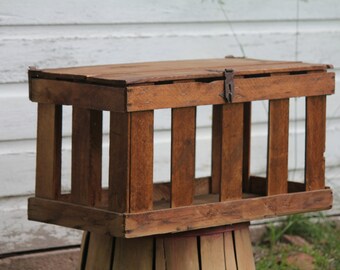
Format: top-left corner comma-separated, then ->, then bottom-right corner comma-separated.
267,99 -> 289,195
243,102 -> 252,193
232,72 -> 335,103
129,111 -> 154,212
171,107 -> 196,207
224,231 -> 237,270
85,233 -> 114,270
211,105 -> 222,194
234,227 -> 256,270
124,188 -> 332,238
71,108 -> 102,206
30,79 -> 126,112
112,238 -> 153,270
109,112 -> 130,212
124,72 -> 334,111
220,103 -> 244,201
200,234 -> 226,270
28,189 -> 332,238
35,103 -> 62,199
305,95 -> 326,191
250,176 -> 305,195
155,238 -> 166,270
163,237 -> 199,270
28,197 -> 125,237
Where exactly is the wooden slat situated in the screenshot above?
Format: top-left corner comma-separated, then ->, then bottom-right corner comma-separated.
224,231 -> 237,270
305,95 -> 326,190
129,111 -> 154,212
109,112 -> 130,212
79,232 -> 90,270
71,108 -> 102,206
155,239 -> 166,270
163,237 -> 199,270
35,103 -> 62,199
112,238 -> 153,270
267,99 -> 289,195
200,234 -> 226,270
243,102 -> 252,193
85,233 -> 114,270
126,72 -> 334,111
234,226 -> 256,270
124,188 -> 332,238
250,176 -> 305,195
171,107 -> 196,207
30,79 -> 126,112
220,103 -> 244,201
211,105 -> 222,194
28,189 -> 332,238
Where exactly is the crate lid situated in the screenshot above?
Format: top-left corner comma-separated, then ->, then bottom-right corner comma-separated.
29,57 -> 335,112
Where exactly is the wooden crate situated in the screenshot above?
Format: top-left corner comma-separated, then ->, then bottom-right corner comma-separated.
28,57 -> 335,238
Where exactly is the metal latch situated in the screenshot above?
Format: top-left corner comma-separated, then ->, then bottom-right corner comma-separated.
224,69 -> 234,103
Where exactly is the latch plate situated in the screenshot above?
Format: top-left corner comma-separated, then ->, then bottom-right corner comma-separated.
224,69 -> 234,103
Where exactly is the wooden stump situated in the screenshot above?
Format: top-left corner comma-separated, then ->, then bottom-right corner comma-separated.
79,223 -> 255,270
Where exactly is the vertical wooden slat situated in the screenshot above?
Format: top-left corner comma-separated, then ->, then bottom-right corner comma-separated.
155,238 -> 166,270
243,102 -> 252,193
130,110 -> 154,212
109,112 -> 130,212
200,234 -> 226,270
163,237 -> 199,270
71,107 -> 102,206
267,99 -> 289,195
171,107 -> 196,207
85,233 -> 114,270
112,238 -> 153,270
305,95 -> 326,190
36,103 -> 62,199
220,103 -> 244,201
224,231 -> 237,270
211,105 -> 223,194
234,227 -> 256,270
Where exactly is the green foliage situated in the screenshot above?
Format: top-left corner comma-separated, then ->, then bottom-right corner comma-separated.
255,213 -> 340,270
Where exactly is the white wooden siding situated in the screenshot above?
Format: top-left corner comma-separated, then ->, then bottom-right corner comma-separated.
1,0 -> 340,253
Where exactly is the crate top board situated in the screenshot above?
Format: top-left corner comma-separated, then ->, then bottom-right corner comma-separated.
29,57 -> 335,112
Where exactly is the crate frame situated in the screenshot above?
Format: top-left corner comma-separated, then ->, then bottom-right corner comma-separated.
28,58 -> 334,238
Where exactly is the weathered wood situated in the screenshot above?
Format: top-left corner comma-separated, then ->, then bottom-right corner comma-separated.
163,237 -> 199,270
79,232 -> 90,270
112,238 -> 153,270
224,231 -> 237,270
85,233 -> 114,270
211,105 -> 222,194
155,238 -> 166,270
305,96 -> 326,191
267,99 -> 289,195
71,108 -> 102,206
129,111 -> 154,212
35,103 -> 62,199
243,102 -> 252,193
200,234 -> 226,270
31,58 -> 330,87
234,226 -> 256,270
171,107 -> 196,207
220,103 -> 244,201
28,197 -> 125,237
126,72 -> 334,111
30,79 -> 126,112
250,176 -> 305,195
109,112 -> 130,212
124,188 -> 332,238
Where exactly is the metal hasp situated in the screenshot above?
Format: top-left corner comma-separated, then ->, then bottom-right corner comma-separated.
224,69 -> 234,103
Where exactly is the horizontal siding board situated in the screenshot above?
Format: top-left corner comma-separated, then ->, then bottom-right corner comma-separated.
1,32 -> 340,83
1,0 -> 340,25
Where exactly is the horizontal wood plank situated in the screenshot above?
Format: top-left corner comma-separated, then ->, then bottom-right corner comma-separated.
30,79 -> 126,112
126,72 -> 334,111
28,188 -> 332,238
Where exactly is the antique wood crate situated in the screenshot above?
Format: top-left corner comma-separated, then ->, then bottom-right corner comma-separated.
28,57 -> 335,239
